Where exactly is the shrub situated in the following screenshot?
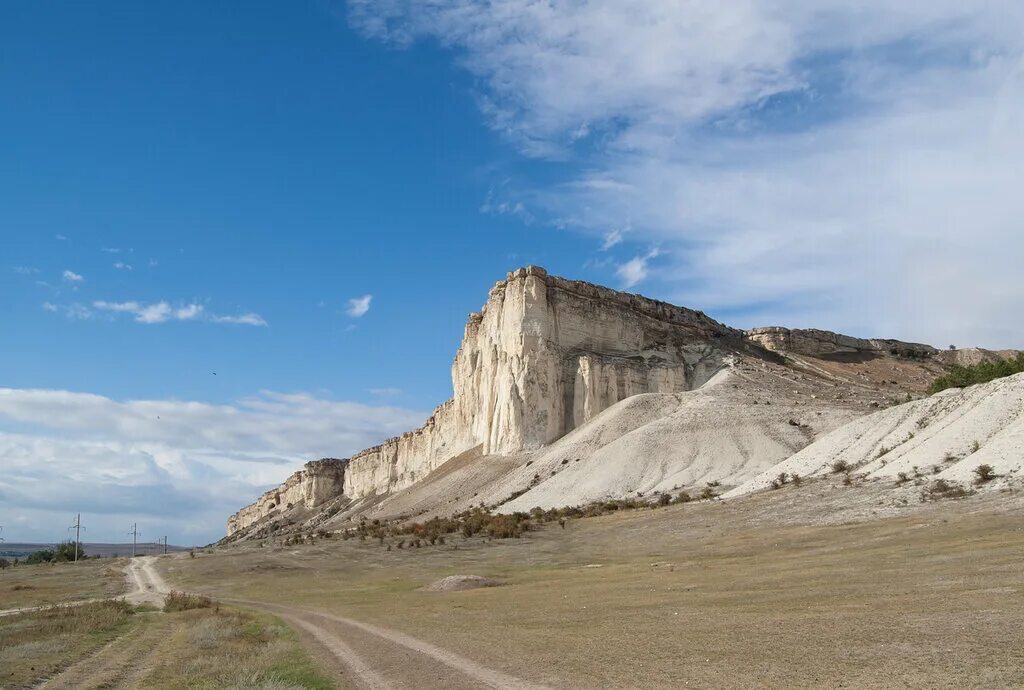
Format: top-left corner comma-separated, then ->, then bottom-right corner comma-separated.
927,353 -> 1024,394
674,491 -> 692,504
791,474 -> 802,487
970,440 -> 981,454
973,464 -> 996,484
163,591 -> 214,612
842,472 -> 853,486
657,493 -> 672,507
700,485 -> 718,500
895,472 -> 909,486
921,479 -> 974,501
0,558 -> 9,571
831,460 -> 850,474
25,549 -> 55,565
54,541 -> 86,562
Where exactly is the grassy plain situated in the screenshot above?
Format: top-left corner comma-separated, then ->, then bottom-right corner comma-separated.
169,484 -> 1024,688
0,566 -> 333,688
0,558 -> 126,610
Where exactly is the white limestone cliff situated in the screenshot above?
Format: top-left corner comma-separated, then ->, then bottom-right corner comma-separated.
227,458 -> 345,535
339,266 -> 742,500
228,266 -> 742,535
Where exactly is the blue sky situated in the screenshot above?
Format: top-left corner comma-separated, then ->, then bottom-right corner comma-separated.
2,1 -> 1022,545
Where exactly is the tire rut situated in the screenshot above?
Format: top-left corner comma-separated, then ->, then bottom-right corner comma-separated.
229,598 -> 549,690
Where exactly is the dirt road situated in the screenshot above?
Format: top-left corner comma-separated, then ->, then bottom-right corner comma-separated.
228,597 -> 549,689
123,556 -> 170,606
5,556 -> 547,688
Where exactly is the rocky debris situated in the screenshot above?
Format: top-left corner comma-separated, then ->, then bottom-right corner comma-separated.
420,575 -> 504,592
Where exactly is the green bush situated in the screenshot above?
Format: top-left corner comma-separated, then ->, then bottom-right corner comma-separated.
25,549 -> 55,565
928,353 -> 1024,394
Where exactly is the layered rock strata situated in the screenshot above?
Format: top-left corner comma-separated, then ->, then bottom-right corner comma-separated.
745,327 -> 937,358
340,266 -> 743,500
229,266 -> 742,534
227,458 -> 345,535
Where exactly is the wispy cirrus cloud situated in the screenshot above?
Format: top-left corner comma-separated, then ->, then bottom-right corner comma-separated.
211,313 -> 268,326
350,0 -> 1024,347
345,294 -> 373,318
62,269 -> 83,283
90,300 -> 267,326
616,248 -> 661,289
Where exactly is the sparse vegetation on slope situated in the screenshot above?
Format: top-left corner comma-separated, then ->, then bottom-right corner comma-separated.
927,353 -> 1024,393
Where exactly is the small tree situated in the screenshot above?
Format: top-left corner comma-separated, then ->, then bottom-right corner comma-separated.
973,464 -> 996,484
0,558 -> 10,572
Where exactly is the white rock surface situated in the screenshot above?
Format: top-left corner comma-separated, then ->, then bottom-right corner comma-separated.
340,266 -> 741,500
725,372 -> 1024,498
228,459 -> 345,534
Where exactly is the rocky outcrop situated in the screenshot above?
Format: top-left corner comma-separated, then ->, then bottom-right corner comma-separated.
227,459 -> 345,535
229,266 -> 746,535
340,266 -> 743,500
745,327 -> 936,358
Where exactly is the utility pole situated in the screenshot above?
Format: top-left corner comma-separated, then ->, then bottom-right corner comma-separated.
128,523 -> 139,558
163,536 -> 168,555
67,514 -> 85,563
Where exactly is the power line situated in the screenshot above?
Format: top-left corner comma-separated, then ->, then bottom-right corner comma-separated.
128,523 -> 139,559
67,514 -> 85,563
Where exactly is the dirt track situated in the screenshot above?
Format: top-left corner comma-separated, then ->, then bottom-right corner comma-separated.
228,596 -> 549,690
51,556 -> 548,689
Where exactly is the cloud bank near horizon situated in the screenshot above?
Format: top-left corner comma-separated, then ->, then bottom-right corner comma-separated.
0,388 -> 426,545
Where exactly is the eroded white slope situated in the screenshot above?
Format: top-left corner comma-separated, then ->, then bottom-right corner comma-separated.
725,372 -> 1024,498
497,366 -> 864,511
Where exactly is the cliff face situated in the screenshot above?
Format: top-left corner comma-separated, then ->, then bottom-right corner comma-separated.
745,327 -> 937,358
228,267 -> 741,535
340,266 -> 741,500
227,459 -> 345,535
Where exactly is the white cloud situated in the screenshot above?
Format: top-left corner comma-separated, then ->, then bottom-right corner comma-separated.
62,270 -> 83,283
601,229 -> 624,251
42,302 -> 58,312
90,301 -> 265,326
346,294 -> 373,317
102,247 -> 121,254
113,262 -> 133,271
0,388 -> 427,544
615,248 -> 661,288
351,1 -> 1024,347
55,234 -> 67,241
13,266 -> 38,275
212,313 -> 268,326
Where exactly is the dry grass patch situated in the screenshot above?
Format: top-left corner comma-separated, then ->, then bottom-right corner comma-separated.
0,600 -> 142,687
0,558 -> 126,610
163,590 -> 214,612
141,608 -> 333,689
